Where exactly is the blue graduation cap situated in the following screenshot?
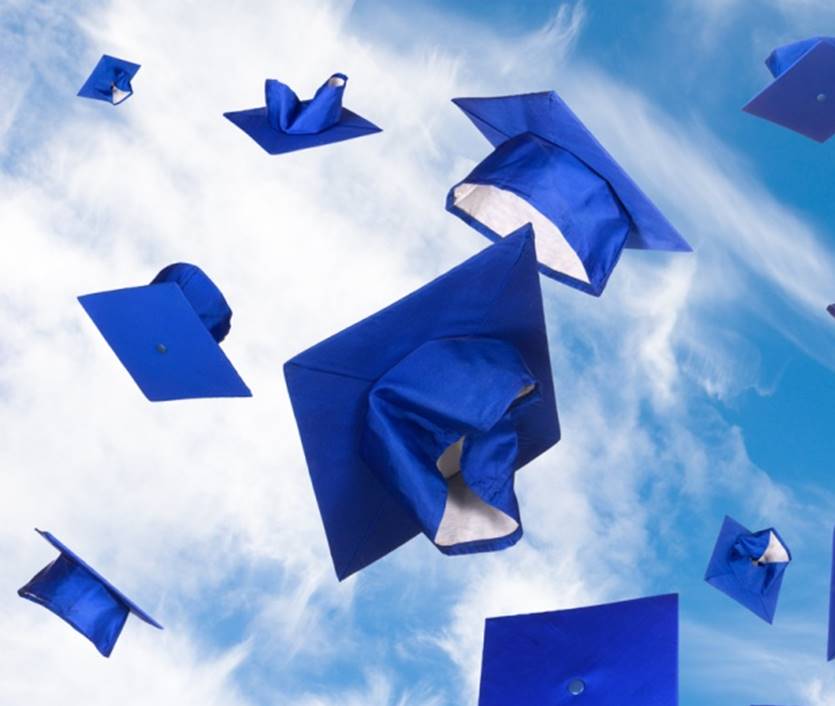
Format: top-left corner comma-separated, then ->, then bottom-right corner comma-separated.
704,515 -> 791,624
743,37 -> 835,142
446,92 -> 691,296
224,73 -> 381,154
77,54 -> 140,105
18,529 -> 162,657
827,303 -> 835,319
284,226 -> 560,580
78,263 -> 251,402
828,525 -> 834,661
478,594 -> 678,706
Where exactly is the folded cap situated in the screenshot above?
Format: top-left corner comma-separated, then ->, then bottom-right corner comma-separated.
828,526 -> 834,661
478,594 -> 679,706
224,73 -> 381,154
447,92 -> 691,296
77,54 -> 141,105
743,37 -> 835,142
78,263 -> 251,401
704,515 -> 791,624
18,529 -> 162,657
284,226 -> 560,580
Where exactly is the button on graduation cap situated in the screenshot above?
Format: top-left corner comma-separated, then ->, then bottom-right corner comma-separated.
447,91 -> 691,296
224,73 -> 382,154
78,263 -> 251,402
77,55 -> 141,106
743,37 -> 835,142
18,530 -> 162,657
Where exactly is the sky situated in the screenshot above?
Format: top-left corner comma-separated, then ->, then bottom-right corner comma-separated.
0,0 -> 834,705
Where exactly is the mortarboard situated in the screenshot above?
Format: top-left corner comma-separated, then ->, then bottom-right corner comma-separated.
743,37 -> 835,142
77,54 -> 141,105
478,594 -> 679,706
704,515 -> 791,624
827,303 -> 835,319
224,73 -> 381,154
828,525 -> 834,661
284,226 -> 560,580
18,529 -> 162,657
446,92 -> 691,296
78,262 -> 251,402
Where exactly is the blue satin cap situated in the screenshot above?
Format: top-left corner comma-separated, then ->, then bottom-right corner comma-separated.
478,594 -> 679,706
448,132 -> 630,296
704,515 -> 791,624
284,227 -> 560,580
447,91 -> 691,295
77,55 -> 140,105
224,73 -> 381,154
78,263 -> 251,402
18,530 -> 162,657
744,37 -> 835,142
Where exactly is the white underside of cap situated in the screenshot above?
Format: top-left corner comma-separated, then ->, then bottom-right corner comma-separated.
434,436 -> 519,547
452,183 -> 590,284
111,85 -> 131,105
757,530 -> 790,564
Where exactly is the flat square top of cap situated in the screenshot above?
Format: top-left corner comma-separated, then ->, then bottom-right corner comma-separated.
478,594 -> 678,706
79,282 -> 251,401
744,41 -> 835,142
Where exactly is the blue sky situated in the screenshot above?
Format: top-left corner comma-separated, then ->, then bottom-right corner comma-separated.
0,1 -> 834,705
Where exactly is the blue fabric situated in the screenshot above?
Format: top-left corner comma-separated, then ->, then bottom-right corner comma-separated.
704,515 -> 791,624
18,530 -> 162,657
266,74 -> 346,134
448,132 -> 631,296
284,227 -> 560,580
224,73 -> 381,154
766,37 -> 834,77
744,38 -> 835,143
151,263 -> 232,343
78,263 -> 251,402
77,55 -> 140,105
448,92 -> 691,269
362,338 -> 538,554
828,526 -> 834,661
478,594 -> 678,706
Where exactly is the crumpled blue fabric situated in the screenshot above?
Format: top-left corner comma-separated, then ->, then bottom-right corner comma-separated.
266,74 -> 347,134
151,263 -> 232,343
361,337 -> 539,554
729,529 -> 787,594
451,131 -> 631,295
766,37 -> 835,77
